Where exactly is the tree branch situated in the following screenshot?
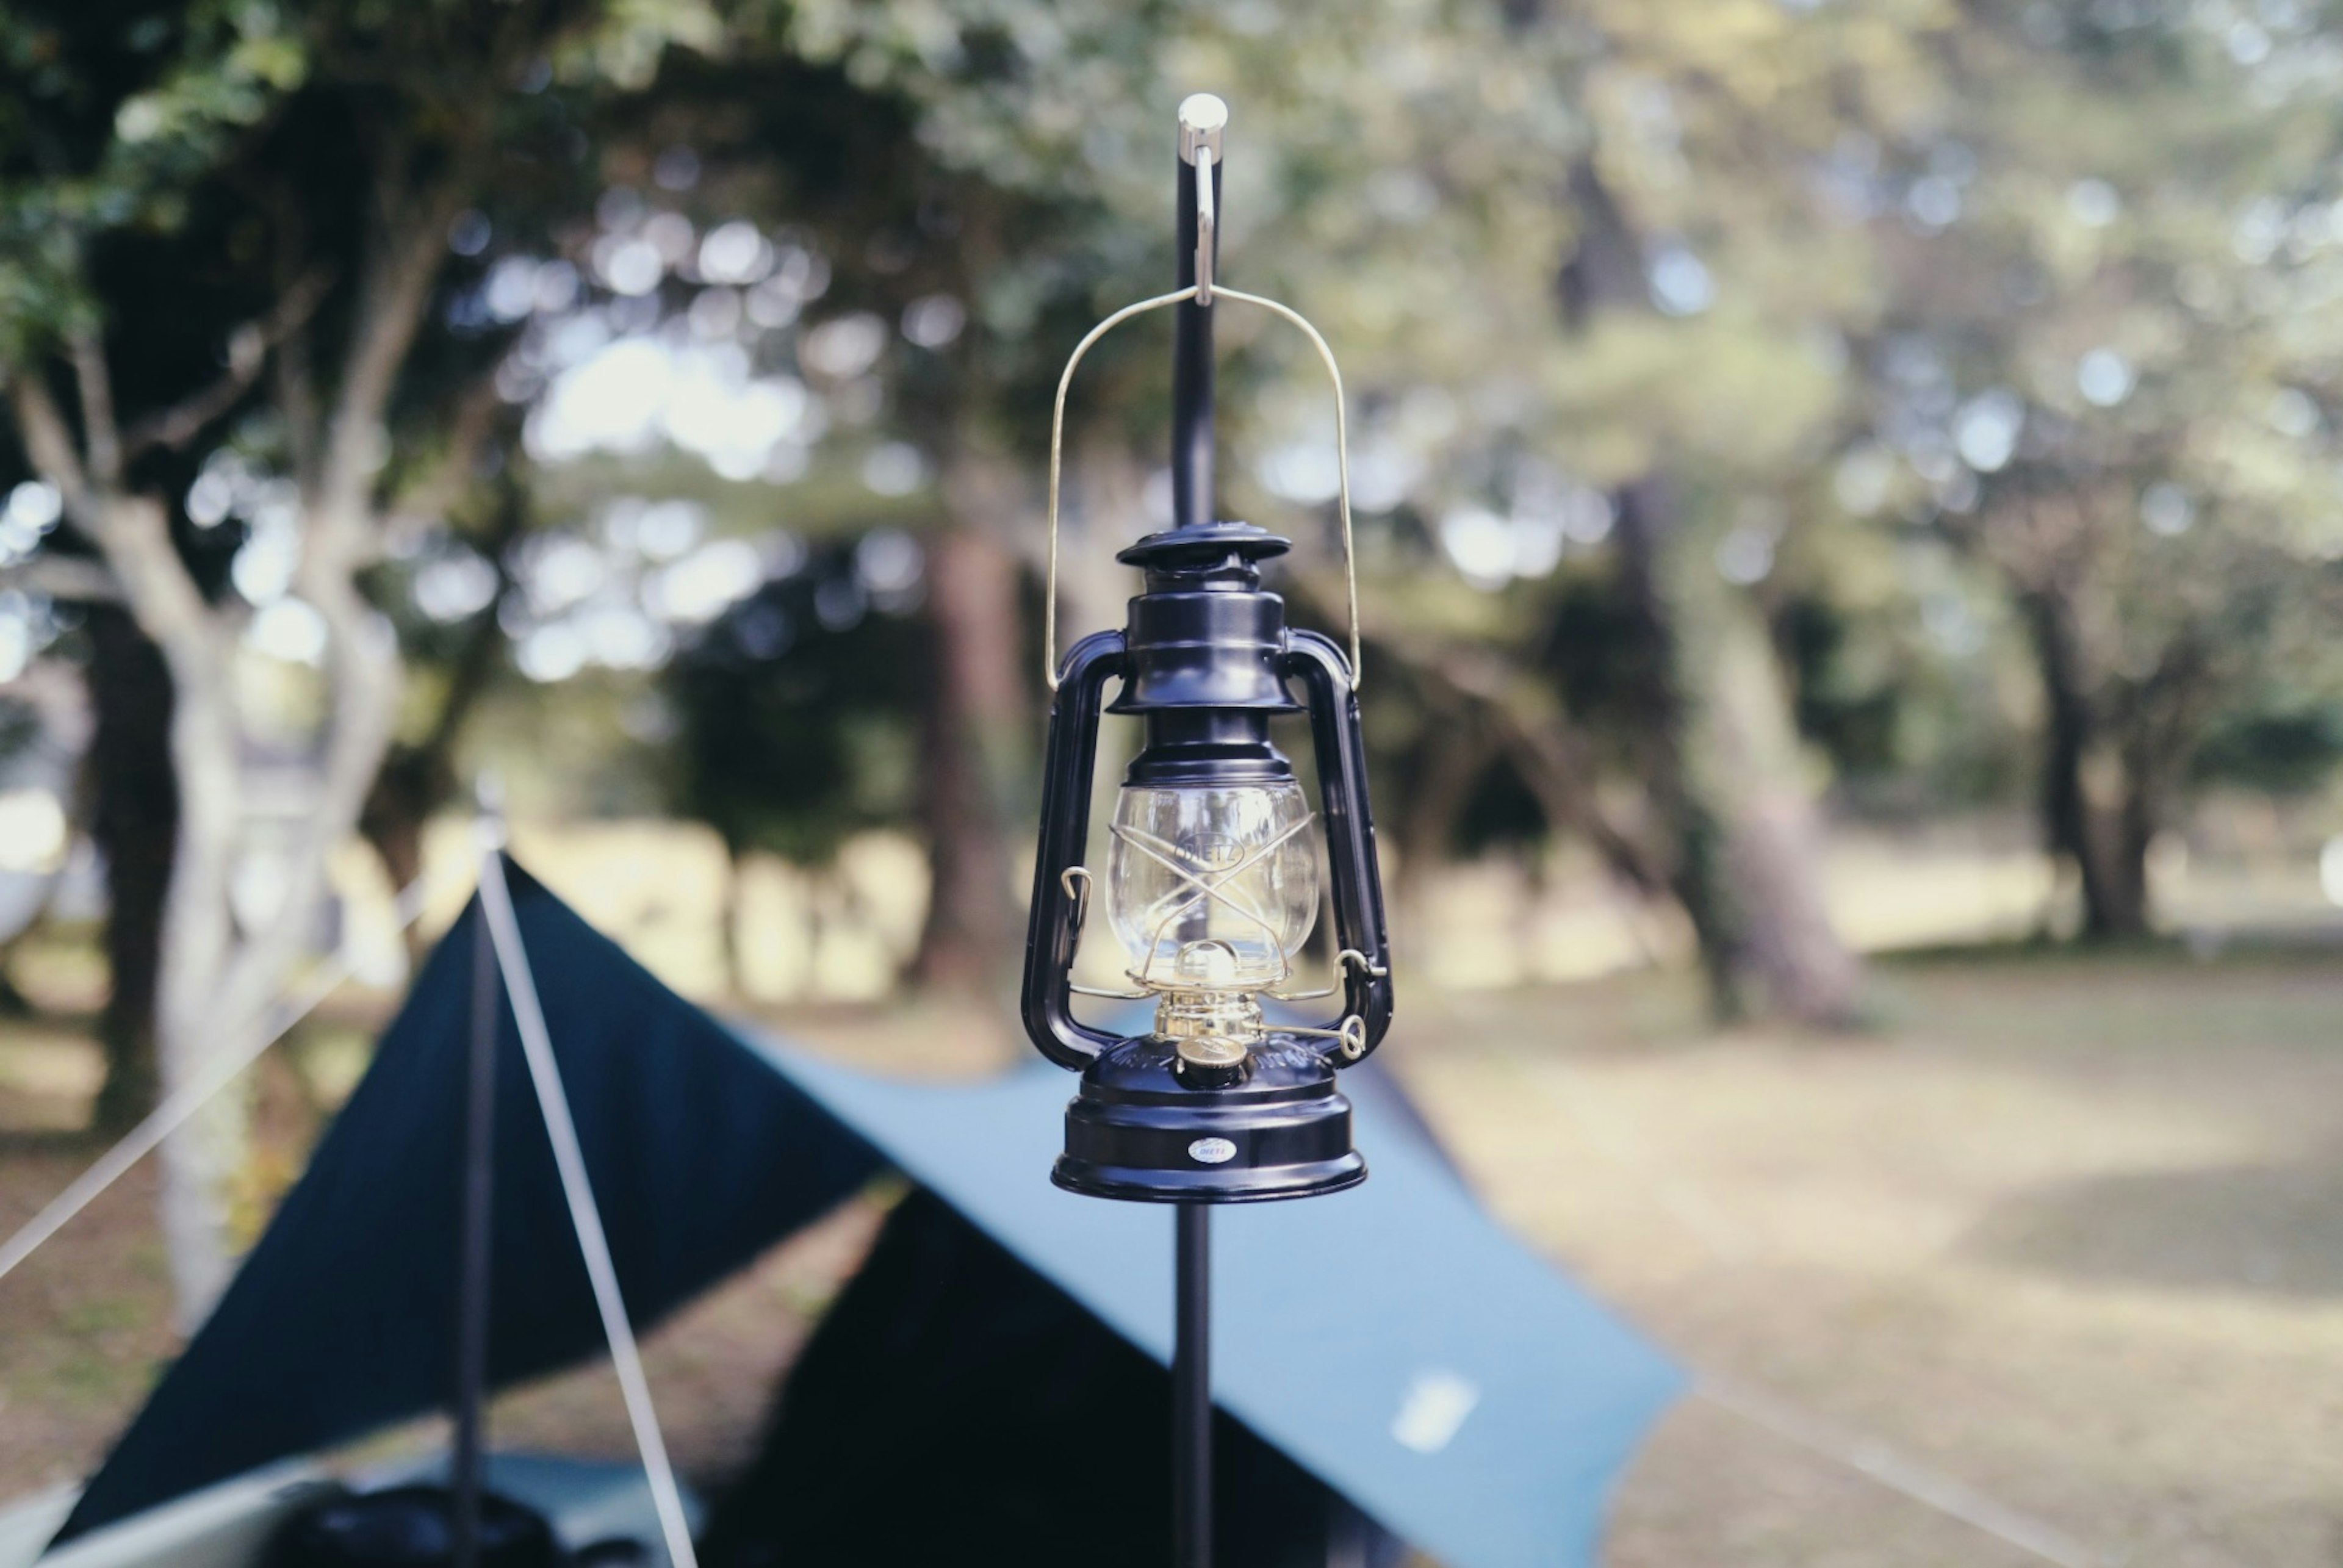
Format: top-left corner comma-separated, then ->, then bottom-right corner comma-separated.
10,364 -> 221,680
314,172 -> 468,553
1420,642 -> 1672,895
2,554 -> 125,603
1286,567 -> 1673,897
68,332 -> 123,489
121,267 -> 336,456
6,371 -> 96,527
381,372 -> 505,553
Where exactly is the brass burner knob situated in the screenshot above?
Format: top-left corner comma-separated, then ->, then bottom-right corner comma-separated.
1173,1033 -> 1248,1090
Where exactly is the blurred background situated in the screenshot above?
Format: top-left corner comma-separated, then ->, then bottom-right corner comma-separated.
2,0 -> 2341,1562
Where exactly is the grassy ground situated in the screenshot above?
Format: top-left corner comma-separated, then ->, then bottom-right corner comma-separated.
1409,951 -> 2343,1567
2,948 -> 2339,1564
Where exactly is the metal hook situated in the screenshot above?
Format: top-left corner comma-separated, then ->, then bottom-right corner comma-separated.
1265,947 -> 1391,1004
1179,93 -> 1226,314
1059,865 -> 1093,966
1194,148 -> 1216,306
1045,285 -> 1361,693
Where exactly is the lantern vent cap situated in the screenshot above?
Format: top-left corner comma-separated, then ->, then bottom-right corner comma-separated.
1117,520 -> 1290,572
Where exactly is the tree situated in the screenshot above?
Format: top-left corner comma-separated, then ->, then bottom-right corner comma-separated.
1829,1 -> 2343,935
358,441 -> 525,920
83,602 -> 175,1127
661,539 -> 925,985
486,46 -> 1064,992
765,0 -> 1888,1020
0,0 -> 704,1322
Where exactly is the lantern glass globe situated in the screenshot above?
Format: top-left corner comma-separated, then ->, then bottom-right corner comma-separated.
1104,779 -> 1319,999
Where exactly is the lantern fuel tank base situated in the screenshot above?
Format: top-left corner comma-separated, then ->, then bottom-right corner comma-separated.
1051,1037 -> 1367,1204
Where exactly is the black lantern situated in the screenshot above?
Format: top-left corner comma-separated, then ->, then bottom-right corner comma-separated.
1020,97 -> 1395,1207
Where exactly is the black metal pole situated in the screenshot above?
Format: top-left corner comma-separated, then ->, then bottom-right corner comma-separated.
1169,95 -> 1226,1568
452,893 -> 500,1567
1172,99 -> 1223,534
1173,1201 -> 1212,1568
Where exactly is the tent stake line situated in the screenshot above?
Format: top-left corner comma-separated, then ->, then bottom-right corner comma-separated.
0,877 -> 431,1290
1696,1380 -> 2096,1568
475,843 -> 700,1568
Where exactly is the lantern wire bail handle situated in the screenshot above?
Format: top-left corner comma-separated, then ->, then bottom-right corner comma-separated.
1043,286 -> 1361,693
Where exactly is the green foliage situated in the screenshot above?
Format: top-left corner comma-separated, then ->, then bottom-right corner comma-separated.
0,1 -> 304,354
663,541 -> 927,860
566,0 -> 2343,871
12,0 -> 2341,891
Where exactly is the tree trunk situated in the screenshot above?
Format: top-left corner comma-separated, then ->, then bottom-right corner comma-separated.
2018,589 -> 2147,938
85,606 -> 178,1132
1693,578 -> 1865,1021
2106,646 -> 2214,941
1563,159 -> 1863,1025
2110,772 -> 2156,938
150,616 -> 401,1327
911,522 -> 1026,993
151,640 -> 251,1328
358,752 -> 432,904
720,838 -> 748,998
1610,474 -> 1865,1024
1391,713 -> 1492,926
1610,475 -> 1755,1018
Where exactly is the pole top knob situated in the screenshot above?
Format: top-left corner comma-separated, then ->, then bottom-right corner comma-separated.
472,769 -> 509,852
1177,93 -> 1227,164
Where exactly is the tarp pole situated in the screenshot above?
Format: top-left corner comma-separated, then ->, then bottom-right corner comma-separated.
451,879 -> 500,1568
1173,1202 -> 1212,1568
476,845 -> 702,1568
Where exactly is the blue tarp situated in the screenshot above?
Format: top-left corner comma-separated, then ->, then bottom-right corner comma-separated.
764,1051 -> 1683,1568
57,863 -> 1682,1566
54,864 -> 885,1544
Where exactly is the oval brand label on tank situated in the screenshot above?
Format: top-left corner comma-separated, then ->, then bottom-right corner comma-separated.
1187,1137 -> 1237,1165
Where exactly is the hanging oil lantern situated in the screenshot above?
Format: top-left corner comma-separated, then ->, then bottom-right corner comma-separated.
1020,95 -> 1394,1204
